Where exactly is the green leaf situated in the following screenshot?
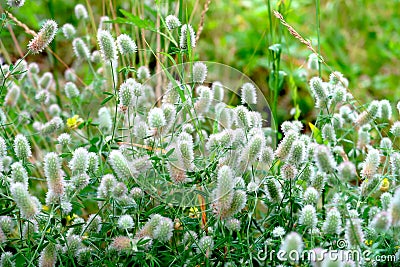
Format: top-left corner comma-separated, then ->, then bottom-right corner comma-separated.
111,9 -> 156,31
309,122 -> 323,144
101,95 -> 114,105
165,148 -> 175,157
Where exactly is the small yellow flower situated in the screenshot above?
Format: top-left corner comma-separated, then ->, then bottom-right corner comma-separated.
380,178 -> 390,192
42,205 -> 50,211
364,240 -> 373,246
67,115 -> 84,129
66,214 -> 79,224
189,207 -> 199,218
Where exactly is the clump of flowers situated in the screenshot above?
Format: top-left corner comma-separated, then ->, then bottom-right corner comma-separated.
2,2 -> 400,266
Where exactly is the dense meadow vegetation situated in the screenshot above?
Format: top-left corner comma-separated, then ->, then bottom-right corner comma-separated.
0,0 -> 400,266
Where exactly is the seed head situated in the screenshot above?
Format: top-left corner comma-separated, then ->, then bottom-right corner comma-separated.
379,100 -> 392,120
165,15 -> 181,30
10,182 -> 40,219
117,34 -> 137,55
192,62 -> 207,83
179,24 -> 196,49
303,187 -> 319,205
118,215 -> 134,230
69,147 -> 89,174
137,66 -> 150,82
64,82 -> 80,99
28,20 -> 58,54
153,217 -> 173,242
148,107 -> 166,128
38,243 -> 56,267
280,232 -> 304,260
62,23 -> 76,39
196,236 -> 214,257
322,208 -> 342,235
72,38 -> 90,61
74,4 -> 88,20
97,30 -> 118,62
14,134 -> 31,160
241,83 -> 257,105
99,16 -> 112,31
10,162 -> 29,189
299,205 -> 317,228
108,150 -> 135,181
345,218 -> 364,248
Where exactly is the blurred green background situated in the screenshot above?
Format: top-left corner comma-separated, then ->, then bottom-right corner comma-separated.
1,0 -> 400,124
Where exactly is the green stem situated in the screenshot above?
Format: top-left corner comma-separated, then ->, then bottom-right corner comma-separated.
110,61 -> 118,142
316,0 -> 322,77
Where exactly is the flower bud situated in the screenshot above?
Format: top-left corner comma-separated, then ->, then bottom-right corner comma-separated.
309,77 -> 328,108
98,107 -> 112,133
62,23 -> 76,40
196,236 -> 214,257
304,187 -> 319,205
10,182 -> 40,219
390,121 -> 400,137
148,107 -> 166,128
117,34 -> 137,55
180,24 -> 196,49
97,30 -> 117,62
225,218 -> 241,232
99,16 -> 112,31
275,130 -> 298,160
192,62 -> 207,84
5,84 -> 20,107
38,243 -> 56,267
370,211 -> 391,233
39,73 -> 53,91
312,171 -> 327,193
118,215 -> 134,230
165,15 -> 181,30
153,217 -> 173,242
345,218 -> 364,248
280,232 -> 303,260
265,179 -> 282,203
108,150 -> 134,181
14,134 -> 31,160
322,124 -> 336,144
338,161 -> 356,181
10,162 -> 29,189
110,236 -> 131,252
64,82 -> 80,98
360,148 -> 380,179
314,145 -> 336,173
241,83 -> 257,105
380,100 -> 392,120
389,188 -> 400,227
84,214 -> 101,234
72,38 -> 90,61
288,140 -> 305,166
299,204 -> 317,228
322,208 -> 341,235
0,251 -> 15,267
74,4 -> 88,20
69,147 -> 89,174
281,163 -> 297,180
381,192 -> 392,210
